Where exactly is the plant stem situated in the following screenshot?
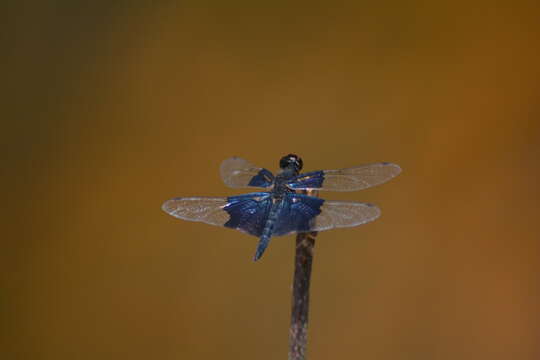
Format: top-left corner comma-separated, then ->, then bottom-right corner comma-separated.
288,190 -> 318,360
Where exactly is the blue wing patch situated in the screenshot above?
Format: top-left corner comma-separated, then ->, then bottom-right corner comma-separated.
247,169 -> 275,188
224,193 -> 272,237
273,194 -> 324,236
286,171 -> 325,190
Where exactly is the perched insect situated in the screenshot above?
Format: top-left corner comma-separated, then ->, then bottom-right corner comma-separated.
162,154 -> 401,261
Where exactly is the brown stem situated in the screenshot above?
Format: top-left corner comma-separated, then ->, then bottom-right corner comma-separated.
288,190 -> 318,360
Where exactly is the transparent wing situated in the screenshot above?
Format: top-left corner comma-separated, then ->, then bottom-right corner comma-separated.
310,200 -> 380,232
220,157 -> 274,189
162,192 -> 272,237
272,194 -> 380,236
162,197 -> 231,226
287,162 -> 401,192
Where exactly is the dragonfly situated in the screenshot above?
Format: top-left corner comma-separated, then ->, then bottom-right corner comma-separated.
162,154 -> 401,261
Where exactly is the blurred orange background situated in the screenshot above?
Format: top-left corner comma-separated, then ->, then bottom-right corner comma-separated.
4,1 -> 540,359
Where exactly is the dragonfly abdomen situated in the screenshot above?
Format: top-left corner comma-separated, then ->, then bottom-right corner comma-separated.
253,200 -> 283,261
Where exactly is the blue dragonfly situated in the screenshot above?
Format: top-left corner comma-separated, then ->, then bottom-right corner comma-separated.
162,154 -> 401,261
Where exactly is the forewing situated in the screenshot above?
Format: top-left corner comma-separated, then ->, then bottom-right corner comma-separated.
220,157 -> 274,189
287,162 -> 401,191
162,192 -> 272,237
272,194 -> 380,236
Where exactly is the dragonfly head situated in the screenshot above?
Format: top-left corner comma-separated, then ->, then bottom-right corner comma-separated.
279,154 -> 303,174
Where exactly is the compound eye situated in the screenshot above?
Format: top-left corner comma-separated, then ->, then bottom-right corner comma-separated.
279,153 -> 303,170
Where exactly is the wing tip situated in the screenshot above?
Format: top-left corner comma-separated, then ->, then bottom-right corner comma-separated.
220,156 -> 250,187
360,202 -> 381,222
161,199 -> 177,216
369,203 -> 382,220
382,162 -> 402,176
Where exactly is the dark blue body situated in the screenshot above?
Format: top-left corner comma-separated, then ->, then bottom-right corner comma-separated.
224,168 -> 324,260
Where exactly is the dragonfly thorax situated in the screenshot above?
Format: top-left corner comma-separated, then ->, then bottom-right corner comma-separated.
272,173 -> 297,199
